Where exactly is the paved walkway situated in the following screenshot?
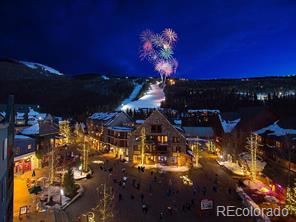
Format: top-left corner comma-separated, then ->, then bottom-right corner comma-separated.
66,152 -> 253,222
13,167 -> 69,222
14,168 -> 48,217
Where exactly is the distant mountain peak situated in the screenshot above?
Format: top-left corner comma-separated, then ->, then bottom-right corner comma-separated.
19,61 -> 63,76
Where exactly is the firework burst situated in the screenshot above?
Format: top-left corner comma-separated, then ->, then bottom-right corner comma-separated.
139,28 -> 178,84
162,28 -> 178,44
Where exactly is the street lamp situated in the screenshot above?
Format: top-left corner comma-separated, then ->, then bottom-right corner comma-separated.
60,188 -> 64,205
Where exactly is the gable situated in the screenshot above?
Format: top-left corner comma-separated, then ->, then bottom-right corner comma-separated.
133,110 -> 185,138
106,112 -> 133,126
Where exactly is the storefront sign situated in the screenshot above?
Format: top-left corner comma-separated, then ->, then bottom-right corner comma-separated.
19,206 -> 28,215
201,199 -> 214,210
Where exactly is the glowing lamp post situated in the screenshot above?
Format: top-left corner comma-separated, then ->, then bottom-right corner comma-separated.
60,188 -> 64,205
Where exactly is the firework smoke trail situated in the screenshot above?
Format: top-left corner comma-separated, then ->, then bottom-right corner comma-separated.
139,28 -> 178,86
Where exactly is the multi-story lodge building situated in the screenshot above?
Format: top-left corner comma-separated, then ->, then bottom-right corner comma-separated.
128,110 -> 188,166
19,114 -> 59,167
256,117 -> 296,171
87,112 -> 134,160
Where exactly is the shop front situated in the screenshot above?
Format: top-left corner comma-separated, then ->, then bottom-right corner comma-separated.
14,152 -> 38,175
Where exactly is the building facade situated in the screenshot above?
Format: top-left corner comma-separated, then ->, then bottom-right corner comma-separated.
0,96 -> 14,222
128,110 -> 188,166
14,135 -> 37,174
0,122 -> 9,222
87,112 -> 134,157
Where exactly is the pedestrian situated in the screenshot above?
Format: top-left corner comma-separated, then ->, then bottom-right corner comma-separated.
142,204 -> 146,213
141,193 -> 144,202
228,187 -> 232,195
193,188 -> 196,196
119,193 -> 122,201
132,179 -> 136,187
138,166 -> 141,172
191,199 -> 195,206
160,211 -> 164,220
167,206 -> 172,215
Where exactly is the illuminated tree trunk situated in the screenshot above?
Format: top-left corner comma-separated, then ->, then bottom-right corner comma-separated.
90,183 -> 114,222
49,138 -> 55,184
98,125 -> 103,150
193,138 -> 199,168
140,127 -> 146,166
246,134 -> 257,181
251,134 -> 257,181
82,135 -> 89,172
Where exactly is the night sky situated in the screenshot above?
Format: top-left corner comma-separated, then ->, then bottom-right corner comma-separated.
1,0 -> 296,79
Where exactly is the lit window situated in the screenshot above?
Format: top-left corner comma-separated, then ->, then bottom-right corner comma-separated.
157,136 -> 168,143
276,141 -> 281,148
173,137 -> 180,143
28,144 -> 32,150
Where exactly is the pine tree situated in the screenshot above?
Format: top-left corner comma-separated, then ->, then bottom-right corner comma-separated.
63,168 -> 76,197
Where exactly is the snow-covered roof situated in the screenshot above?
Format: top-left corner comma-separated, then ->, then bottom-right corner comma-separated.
188,109 -> 220,113
15,135 -> 32,139
256,121 -> 296,137
135,119 -> 145,124
28,107 -> 40,116
16,112 -> 25,119
21,124 -> 39,135
20,61 -> 63,75
174,119 -> 182,125
108,126 -> 134,132
221,118 -> 241,133
89,112 -> 118,121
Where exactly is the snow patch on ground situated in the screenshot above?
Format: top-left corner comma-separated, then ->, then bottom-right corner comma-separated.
239,152 -> 266,172
101,75 -> 110,80
20,61 -> 63,75
73,167 -> 91,180
92,160 -> 104,164
116,82 -> 143,110
120,82 -> 165,111
217,160 -> 247,176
